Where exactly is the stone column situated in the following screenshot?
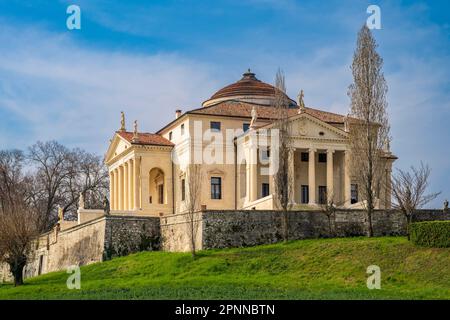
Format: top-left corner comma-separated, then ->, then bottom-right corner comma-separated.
308,148 -> 316,205
344,150 -> 351,207
124,162 -> 129,210
114,169 -> 119,210
288,148 -> 295,204
326,149 -> 334,202
249,143 -> 258,202
134,157 -> 140,210
109,171 -> 114,210
128,160 -> 134,210
118,165 -> 123,210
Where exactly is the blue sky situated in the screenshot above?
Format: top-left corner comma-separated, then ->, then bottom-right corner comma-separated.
0,0 -> 449,207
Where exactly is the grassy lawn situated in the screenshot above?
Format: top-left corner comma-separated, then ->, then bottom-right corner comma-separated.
0,236 -> 448,299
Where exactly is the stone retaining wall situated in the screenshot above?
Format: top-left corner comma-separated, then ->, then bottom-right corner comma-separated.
201,209 -> 450,249
0,215 -> 160,282
1,209 -> 448,281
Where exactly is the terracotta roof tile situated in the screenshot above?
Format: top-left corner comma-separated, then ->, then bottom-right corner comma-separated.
117,131 -> 174,147
206,71 -> 295,106
188,101 -> 348,124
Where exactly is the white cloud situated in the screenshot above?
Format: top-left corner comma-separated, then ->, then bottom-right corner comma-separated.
0,24 -> 219,153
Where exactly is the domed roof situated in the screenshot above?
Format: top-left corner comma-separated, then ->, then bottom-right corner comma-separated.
202,70 -> 296,107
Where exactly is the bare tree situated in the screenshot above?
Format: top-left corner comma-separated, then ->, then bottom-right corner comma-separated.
28,141 -> 108,230
348,25 -> 390,237
272,68 -> 293,241
391,162 -> 440,239
60,149 -> 109,218
0,150 -> 41,286
184,164 -> 203,257
319,192 -> 343,237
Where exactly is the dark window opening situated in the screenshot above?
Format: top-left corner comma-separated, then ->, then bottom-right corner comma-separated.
211,177 -> 222,199
351,184 -> 358,204
262,183 -> 270,197
210,121 -> 221,132
318,186 -> 327,204
301,185 -> 309,204
181,124 -> 185,135
301,152 -> 309,162
318,153 -> 327,163
243,123 -> 250,132
169,131 -> 173,140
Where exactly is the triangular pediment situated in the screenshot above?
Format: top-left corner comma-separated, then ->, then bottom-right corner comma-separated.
287,112 -> 348,140
105,133 -> 132,164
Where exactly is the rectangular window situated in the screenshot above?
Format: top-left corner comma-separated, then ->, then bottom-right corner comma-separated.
351,184 -> 358,204
262,183 -> 270,197
158,184 -> 164,204
301,185 -> 309,204
318,153 -> 327,163
181,178 -> 186,201
210,121 -> 221,132
169,131 -> 173,141
318,186 -> 327,204
211,177 -> 222,199
260,148 -> 270,161
181,124 -> 185,135
243,123 -> 250,132
301,152 -> 309,162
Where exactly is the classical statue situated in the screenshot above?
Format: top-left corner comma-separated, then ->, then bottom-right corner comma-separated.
57,206 -> 64,222
78,192 -> 85,209
132,120 -> 139,142
297,89 -> 305,112
120,111 -> 126,131
250,106 -> 258,128
103,196 -> 110,215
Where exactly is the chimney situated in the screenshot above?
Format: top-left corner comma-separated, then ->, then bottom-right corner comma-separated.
175,109 -> 182,119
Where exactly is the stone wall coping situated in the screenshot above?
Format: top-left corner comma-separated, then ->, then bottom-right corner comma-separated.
200,209 -> 444,214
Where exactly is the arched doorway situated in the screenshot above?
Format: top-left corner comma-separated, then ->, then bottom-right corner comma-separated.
149,168 -> 165,205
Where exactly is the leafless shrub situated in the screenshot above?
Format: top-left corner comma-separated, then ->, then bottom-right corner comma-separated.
391,162 -> 440,239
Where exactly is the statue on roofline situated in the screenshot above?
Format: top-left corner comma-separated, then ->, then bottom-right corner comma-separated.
78,192 -> 85,209
57,206 -> 64,222
297,89 -> 305,112
120,111 -> 126,131
103,196 -> 110,215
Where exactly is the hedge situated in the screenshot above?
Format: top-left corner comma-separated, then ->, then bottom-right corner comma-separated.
410,221 -> 450,248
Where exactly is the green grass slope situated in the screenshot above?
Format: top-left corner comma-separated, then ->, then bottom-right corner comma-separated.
0,237 -> 449,299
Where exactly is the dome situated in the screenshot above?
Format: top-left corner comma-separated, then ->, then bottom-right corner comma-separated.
202,70 -> 296,107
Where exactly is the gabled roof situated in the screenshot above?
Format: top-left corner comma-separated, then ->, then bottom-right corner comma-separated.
188,100 -> 349,124
117,131 -> 174,147
253,110 -> 349,139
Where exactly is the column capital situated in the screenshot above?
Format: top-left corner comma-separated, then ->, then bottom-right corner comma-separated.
327,149 -> 335,154
308,147 -> 317,153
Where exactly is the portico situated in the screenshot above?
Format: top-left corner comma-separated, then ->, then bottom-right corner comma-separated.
241,111 -> 355,209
